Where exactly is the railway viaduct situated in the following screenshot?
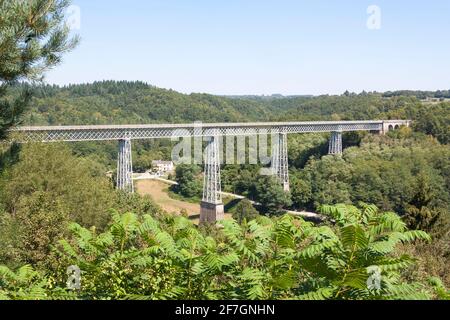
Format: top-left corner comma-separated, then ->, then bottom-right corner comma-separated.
11,119 -> 410,223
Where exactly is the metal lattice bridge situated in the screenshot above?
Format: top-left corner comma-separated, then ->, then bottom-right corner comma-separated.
10,120 -> 410,223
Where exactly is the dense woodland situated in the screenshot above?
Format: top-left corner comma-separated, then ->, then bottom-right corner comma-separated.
0,81 -> 449,299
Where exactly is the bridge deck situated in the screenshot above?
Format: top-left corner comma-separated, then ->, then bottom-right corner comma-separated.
11,120 -> 410,142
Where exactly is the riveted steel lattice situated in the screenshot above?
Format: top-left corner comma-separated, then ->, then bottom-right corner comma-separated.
9,120 -> 411,196
328,131 -> 343,155
117,139 -> 134,193
10,121 -> 413,143
202,135 -> 222,205
271,133 -> 290,192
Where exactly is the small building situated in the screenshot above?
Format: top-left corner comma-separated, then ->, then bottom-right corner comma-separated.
152,160 -> 174,174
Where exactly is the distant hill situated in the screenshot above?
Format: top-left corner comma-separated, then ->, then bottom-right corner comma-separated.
383,90 -> 450,100
14,80 -> 449,126
222,94 -> 314,100
20,81 -> 272,125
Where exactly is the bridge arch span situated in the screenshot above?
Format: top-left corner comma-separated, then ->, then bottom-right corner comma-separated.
382,120 -> 411,135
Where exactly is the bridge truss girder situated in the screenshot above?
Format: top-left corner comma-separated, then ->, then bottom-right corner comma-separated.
12,121 -> 393,143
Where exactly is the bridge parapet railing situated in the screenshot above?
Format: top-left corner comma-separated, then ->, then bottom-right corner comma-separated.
8,120 -> 393,143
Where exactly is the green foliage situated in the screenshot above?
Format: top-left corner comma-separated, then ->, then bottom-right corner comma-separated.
295,155 -> 353,209
289,135 -> 450,289
312,204 -> 432,299
0,264 -> 74,300
232,199 -> 260,224
0,0 -> 79,138
20,81 -> 272,126
0,264 -> 48,300
383,90 -> 450,100
4,192 -> 69,268
1,143 -> 115,229
0,143 -> 160,268
290,174 -> 313,209
0,204 -> 435,300
428,277 -> 450,300
261,93 -> 422,122
173,164 -> 202,199
293,135 -> 449,218
0,87 -> 31,139
254,176 -> 292,216
113,192 -> 163,218
15,83 -> 434,128
413,103 -> 450,144
221,165 -> 260,198
287,133 -> 329,168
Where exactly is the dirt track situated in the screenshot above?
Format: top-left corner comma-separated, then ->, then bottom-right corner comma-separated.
136,179 -> 233,224
136,179 -> 201,216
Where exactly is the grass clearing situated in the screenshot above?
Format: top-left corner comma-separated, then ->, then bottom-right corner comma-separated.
136,179 -> 235,224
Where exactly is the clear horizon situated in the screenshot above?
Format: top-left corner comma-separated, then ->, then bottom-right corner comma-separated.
46,0 -> 450,96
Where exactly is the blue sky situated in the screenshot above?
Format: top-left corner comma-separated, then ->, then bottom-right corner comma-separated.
46,0 -> 450,95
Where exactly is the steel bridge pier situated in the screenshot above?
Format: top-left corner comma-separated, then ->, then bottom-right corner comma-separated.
271,133 -> 290,192
328,131 -> 343,155
117,139 -> 134,193
200,135 -> 224,223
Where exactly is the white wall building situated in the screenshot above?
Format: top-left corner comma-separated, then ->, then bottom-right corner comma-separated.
151,160 -> 174,174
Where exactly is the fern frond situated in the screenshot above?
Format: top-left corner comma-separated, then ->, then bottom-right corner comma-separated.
428,277 -> 450,300
340,224 -> 369,251
272,269 -> 296,290
297,287 -> 334,300
219,252 -> 240,268
298,240 -> 338,259
0,265 -> 17,281
57,239 -> 78,258
154,231 -> 180,259
378,255 -> 415,272
239,268 -> 266,300
341,268 -> 368,290
400,230 -> 431,243
386,283 -> 431,300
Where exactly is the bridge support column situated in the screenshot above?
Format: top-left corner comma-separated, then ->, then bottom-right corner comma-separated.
200,135 -> 224,224
328,131 -> 343,155
271,133 -> 290,192
117,138 -> 134,193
